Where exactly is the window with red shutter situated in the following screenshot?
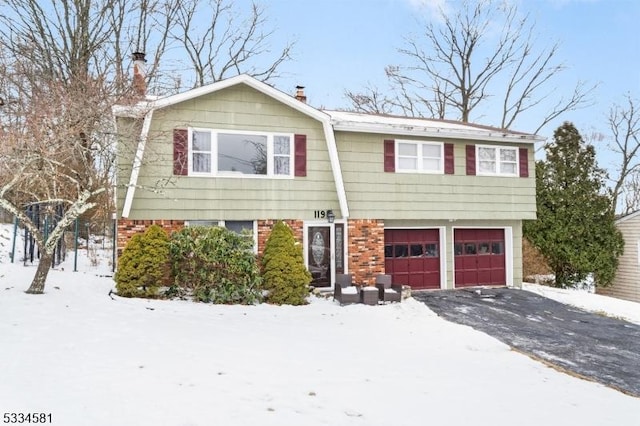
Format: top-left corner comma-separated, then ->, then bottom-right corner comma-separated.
444,143 -> 454,174
294,134 -> 307,177
519,147 -> 529,177
466,145 -> 476,175
384,140 -> 395,172
173,128 -> 188,175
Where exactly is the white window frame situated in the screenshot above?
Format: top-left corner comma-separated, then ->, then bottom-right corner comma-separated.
476,145 -> 519,177
396,140 -> 444,174
188,128 -> 294,178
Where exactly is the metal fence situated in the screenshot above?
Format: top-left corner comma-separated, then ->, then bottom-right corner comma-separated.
6,216 -> 117,274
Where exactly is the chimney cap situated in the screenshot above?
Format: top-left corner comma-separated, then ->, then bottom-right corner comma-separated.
294,85 -> 307,103
132,51 -> 146,61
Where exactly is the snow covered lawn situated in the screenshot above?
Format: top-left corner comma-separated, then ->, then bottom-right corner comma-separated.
1,227 -> 639,425
523,282 -> 640,325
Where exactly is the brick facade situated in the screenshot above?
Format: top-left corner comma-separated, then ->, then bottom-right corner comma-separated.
117,218 -> 385,288
117,219 -> 185,256
347,219 -> 385,286
257,219 -> 304,256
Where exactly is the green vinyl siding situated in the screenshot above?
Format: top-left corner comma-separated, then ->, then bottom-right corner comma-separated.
598,216 -> 640,303
117,84 -> 340,220
337,132 -> 536,221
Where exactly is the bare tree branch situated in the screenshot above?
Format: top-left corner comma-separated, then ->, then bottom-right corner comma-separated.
607,94 -> 640,213
345,0 -> 593,135
170,0 -> 295,89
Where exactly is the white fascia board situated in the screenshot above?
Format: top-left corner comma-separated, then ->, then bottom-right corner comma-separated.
321,120 -> 349,219
331,121 -> 545,144
122,110 -> 153,218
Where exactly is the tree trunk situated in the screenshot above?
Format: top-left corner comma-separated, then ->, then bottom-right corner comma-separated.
25,250 -> 54,294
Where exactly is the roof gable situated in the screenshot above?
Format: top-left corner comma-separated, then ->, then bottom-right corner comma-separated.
113,74 -> 329,123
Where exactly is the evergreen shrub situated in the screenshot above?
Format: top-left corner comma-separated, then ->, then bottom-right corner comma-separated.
261,221 -> 311,305
115,224 -> 170,298
169,226 -> 262,304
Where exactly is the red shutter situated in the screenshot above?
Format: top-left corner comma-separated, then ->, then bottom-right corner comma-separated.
294,134 -> 307,177
173,129 -> 188,176
384,139 -> 395,172
519,147 -> 529,177
444,143 -> 454,174
466,145 -> 476,175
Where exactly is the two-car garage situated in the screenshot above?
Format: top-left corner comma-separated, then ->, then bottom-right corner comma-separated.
384,228 -> 507,289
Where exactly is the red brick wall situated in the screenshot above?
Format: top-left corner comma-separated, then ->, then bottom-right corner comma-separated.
257,219 -> 304,256
347,219 -> 385,286
117,219 -> 185,256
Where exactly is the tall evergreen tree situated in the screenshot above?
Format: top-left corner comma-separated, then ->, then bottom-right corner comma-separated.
261,221 -> 311,305
524,122 -> 624,288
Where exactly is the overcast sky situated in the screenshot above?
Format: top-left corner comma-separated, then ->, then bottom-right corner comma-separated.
257,0 -> 639,163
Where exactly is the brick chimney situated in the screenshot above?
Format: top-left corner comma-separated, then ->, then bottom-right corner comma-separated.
132,52 -> 146,97
295,85 -> 306,103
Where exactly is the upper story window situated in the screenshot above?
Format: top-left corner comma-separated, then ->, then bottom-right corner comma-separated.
477,145 -> 518,176
396,140 -> 444,174
190,129 -> 293,178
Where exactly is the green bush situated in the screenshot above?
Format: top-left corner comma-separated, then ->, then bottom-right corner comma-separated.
169,226 -> 262,304
115,224 -> 170,298
261,221 -> 311,305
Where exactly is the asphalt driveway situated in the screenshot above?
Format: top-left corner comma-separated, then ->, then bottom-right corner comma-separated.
412,288 -> 640,397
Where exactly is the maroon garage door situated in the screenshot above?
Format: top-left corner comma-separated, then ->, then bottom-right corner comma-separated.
385,229 -> 441,290
454,229 -> 505,287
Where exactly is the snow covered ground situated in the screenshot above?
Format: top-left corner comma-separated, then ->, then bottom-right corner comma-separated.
523,282 -> 640,325
1,223 -> 639,426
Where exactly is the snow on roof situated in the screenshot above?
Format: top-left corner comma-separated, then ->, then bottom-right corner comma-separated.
112,74 -> 544,144
323,109 -> 545,143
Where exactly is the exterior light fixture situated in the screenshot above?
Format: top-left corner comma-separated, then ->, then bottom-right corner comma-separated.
327,209 -> 335,223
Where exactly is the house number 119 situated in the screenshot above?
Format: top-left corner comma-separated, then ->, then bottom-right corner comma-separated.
314,210 -> 327,219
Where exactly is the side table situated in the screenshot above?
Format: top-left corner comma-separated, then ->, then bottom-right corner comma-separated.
360,286 -> 379,305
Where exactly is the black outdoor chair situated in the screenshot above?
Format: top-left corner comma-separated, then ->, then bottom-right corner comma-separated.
375,274 -> 402,303
334,273 -> 360,305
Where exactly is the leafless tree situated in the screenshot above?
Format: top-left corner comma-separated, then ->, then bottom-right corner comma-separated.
0,0 -> 184,97
0,0 -> 294,293
0,66 -> 117,293
170,0 -> 295,89
346,0 -> 594,135
607,95 -> 640,214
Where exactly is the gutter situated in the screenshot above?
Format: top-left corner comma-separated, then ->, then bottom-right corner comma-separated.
331,121 -> 546,144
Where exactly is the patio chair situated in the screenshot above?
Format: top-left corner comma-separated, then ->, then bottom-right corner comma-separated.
375,274 -> 402,303
334,273 -> 360,305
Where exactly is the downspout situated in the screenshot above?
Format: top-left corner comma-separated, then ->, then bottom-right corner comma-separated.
122,110 -> 154,218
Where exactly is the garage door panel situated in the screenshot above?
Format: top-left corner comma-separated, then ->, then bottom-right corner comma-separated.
385,229 -> 441,290
454,229 -> 505,287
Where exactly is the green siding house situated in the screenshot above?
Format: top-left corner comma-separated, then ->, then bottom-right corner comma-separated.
597,211 -> 640,303
113,74 -> 543,290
